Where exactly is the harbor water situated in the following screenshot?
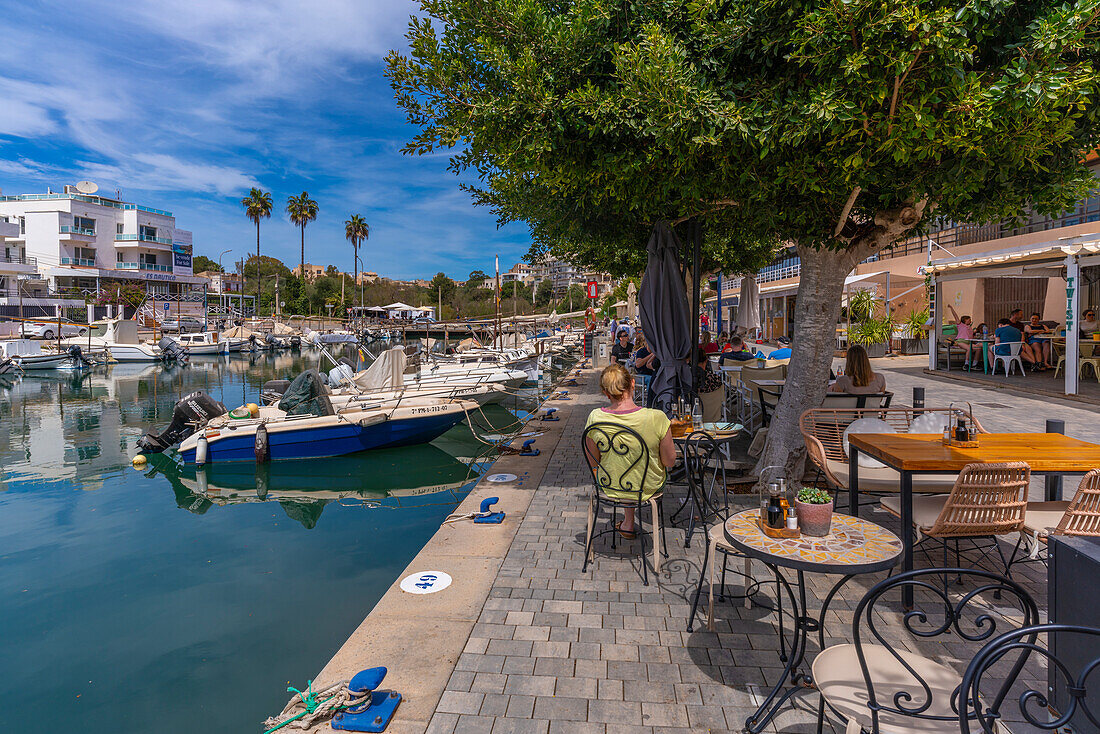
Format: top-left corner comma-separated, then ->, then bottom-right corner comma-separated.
0,346 -> 554,733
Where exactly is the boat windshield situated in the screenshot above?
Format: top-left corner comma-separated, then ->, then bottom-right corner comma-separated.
89,324 -> 110,338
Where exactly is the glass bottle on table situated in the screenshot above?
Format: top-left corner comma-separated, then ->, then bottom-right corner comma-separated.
691,398 -> 702,432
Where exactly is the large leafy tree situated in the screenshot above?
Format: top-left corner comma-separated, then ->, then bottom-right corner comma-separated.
286,192 -> 319,278
241,188 -> 273,317
388,0 -> 1100,482
345,214 -> 370,292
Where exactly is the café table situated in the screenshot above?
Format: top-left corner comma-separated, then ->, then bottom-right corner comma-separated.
723,509 -> 902,733
672,427 -> 743,546
846,432 -> 1100,606
956,337 -> 994,373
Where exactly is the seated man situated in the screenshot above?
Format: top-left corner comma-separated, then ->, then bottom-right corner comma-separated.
609,329 -> 633,364
991,317 -> 1039,371
719,335 -> 757,363
1023,312 -> 1054,368
768,336 -> 792,360
1005,308 -> 1041,367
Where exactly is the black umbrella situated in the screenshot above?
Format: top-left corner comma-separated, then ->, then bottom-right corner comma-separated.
640,222 -> 693,408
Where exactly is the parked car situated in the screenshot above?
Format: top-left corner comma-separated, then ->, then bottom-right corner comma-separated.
159,317 -> 204,333
19,320 -> 87,339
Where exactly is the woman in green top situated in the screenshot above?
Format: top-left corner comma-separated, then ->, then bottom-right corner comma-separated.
584,363 -> 677,538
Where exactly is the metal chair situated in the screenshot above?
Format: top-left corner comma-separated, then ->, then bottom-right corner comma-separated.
959,623 -> 1100,733
757,385 -> 783,425
991,341 -> 1026,376
812,568 -> 1040,734
682,431 -> 758,632
581,421 -> 667,586
880,462 -> 1029,577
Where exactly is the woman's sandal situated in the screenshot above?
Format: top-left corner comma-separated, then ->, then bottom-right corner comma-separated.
615,520 -> 637,540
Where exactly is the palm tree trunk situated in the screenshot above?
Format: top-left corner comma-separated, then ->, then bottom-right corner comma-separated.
256,221 -> 261,318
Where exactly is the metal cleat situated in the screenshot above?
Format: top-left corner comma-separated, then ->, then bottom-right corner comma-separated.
541,407 -> 560,421
519,438 -> 540,457
331,667 -> 401,732
473,496 -> 505,524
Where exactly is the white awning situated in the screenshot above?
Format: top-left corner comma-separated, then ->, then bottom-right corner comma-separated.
922,233 -> 1100,275
382,302 -> 416,310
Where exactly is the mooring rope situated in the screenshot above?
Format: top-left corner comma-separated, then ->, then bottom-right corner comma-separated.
262,678 -> 369,733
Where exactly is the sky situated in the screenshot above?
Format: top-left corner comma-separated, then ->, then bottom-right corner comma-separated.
0,0 -> 531,280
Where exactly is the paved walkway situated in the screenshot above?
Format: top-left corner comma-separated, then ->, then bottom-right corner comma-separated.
426,362 -> 1079,733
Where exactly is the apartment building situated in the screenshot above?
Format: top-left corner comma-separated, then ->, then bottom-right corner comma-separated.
292,263 -> 326,280
195,270 -> 242,295
708,158 -> 1100,339
0,214 -> 38,302
528,256 -> 615,297
0,185 -> 205,310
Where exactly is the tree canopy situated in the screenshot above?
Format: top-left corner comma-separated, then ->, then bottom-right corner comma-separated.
191,255 -> 222,273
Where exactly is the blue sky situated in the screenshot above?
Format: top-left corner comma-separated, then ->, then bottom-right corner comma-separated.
0,0 -> 531,280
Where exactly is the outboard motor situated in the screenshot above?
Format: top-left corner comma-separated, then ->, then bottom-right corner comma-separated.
260,379 -> 292,405
66,345 -> 94,366
289,335 -> 301,350
158,336 -> 188,362
137,390 -> 228,453
264,333 -> 278,349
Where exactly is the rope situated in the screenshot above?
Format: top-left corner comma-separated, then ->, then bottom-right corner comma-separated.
262,679 -> 369,733
443,509 -> 496,524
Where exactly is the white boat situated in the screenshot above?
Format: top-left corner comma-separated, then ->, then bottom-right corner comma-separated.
332,350 -> 508,406
0,357 -> 13,375
0,339 -> 96,370
177,331 -> 229,356
61,318 -> 162,362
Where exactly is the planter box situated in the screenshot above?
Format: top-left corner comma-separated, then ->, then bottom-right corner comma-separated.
894,337 -> 927,355
862,342 -> 887,358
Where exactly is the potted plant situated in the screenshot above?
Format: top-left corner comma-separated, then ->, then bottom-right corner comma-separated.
847,289 -> 892,358
795,486 -> 834,537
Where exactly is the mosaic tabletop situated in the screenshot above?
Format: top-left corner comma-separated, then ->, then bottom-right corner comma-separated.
723,509 -> 902,574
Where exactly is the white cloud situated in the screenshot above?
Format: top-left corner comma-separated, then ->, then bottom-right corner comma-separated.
75,154 -> 261,197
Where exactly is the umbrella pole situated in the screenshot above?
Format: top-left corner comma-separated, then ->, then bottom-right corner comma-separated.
690,219 -> 702,399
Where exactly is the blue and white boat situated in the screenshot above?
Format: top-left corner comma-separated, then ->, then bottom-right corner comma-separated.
166,370 -> 473,464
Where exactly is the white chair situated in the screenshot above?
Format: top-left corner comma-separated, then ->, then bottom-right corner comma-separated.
991,342 -> 1025,376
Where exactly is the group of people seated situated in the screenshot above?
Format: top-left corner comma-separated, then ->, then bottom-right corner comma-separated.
947,305 -> 1100,373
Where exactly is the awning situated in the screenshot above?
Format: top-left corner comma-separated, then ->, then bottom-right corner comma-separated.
382,302 -> 416,310
922,233 -> 1100,275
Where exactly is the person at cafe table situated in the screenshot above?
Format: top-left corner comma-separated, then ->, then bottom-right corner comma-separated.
1023,312 -> 1054,369
830,344 -> 886,394
610,329 -> 633,365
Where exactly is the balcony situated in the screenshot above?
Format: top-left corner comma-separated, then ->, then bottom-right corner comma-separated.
116,233 -> 174,245
60,225 -> 97,243
0,253 -> 37,273
116,261 -> 173,273
60,257 -> 97,267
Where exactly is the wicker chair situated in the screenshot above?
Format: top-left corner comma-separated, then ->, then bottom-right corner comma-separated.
800,407 -> 985,502
1016,468 -> 1100,562
880,462 -> 1030,575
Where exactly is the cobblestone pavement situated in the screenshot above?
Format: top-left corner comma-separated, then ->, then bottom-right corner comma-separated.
427,362 -> 1089,733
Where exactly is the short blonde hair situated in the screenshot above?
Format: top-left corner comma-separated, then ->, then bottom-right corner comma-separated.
599,363 -> 633,400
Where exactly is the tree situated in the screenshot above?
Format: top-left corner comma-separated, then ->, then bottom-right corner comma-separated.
388,0 -> 1100,484
429,272 -> 456,303
192,255 -> 222,273
241,188 -> 273,317
287,192 -> 319,278
464,270 -> 491,295
345,214 -> 370,291
534,279 -> 553,308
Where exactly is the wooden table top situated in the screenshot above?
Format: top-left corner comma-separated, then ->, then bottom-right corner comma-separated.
847,433 -> 1100,473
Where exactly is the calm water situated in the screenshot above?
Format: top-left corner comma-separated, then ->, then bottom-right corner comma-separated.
0,346 -> 555,733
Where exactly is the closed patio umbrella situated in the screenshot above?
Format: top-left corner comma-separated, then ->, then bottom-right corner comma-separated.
736,276 -> 761,335
640,222 -> 692,407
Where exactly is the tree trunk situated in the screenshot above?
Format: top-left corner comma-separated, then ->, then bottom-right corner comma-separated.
256,222 -> 261,318
754,245 -> 853,484
755,201 -> 931,487
300,225 -> 305,281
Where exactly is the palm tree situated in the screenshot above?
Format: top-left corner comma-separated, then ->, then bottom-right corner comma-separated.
241,188 -> 273,317
344,214 -> 370,296
286,192 -> 319,279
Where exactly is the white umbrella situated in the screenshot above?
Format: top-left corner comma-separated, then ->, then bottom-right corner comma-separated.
736,276 -> 761,333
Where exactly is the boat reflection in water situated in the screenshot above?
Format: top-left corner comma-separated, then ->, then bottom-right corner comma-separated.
143,443 -> 496,529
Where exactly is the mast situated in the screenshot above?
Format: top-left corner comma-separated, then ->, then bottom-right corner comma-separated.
495,254 -> 501,349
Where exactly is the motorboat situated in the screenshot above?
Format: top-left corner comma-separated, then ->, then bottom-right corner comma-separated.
0,339 -> 100,370
140,370 -> 474,463
0,357 -> 12,375
176,331 -> 229,356
61,318 -> 163,362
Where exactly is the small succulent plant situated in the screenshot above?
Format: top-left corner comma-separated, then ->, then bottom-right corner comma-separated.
798,486 -> 833,505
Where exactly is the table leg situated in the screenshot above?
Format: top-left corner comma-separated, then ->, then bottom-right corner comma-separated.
901,470 -> 914,609
848,446 -> 860,517
743,570 -> 856,734
983,344 -> 989,374
1045,473 -> 1064,502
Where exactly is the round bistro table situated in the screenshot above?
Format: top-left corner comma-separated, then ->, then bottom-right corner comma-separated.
723,509 -> 902,733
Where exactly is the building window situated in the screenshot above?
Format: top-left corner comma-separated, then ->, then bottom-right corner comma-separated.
77,247 -> 96,261
74,216 -> 96,233
117,223 -> 124,234
117,252 -> 124,262
140,253 -> 157,265
18,216 -> 25,234
140,225 -> 157,240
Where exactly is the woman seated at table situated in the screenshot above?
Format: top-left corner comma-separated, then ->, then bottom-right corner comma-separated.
693,347 -> 725,422
584,363 -> 676,539
830,344 -> 886,394
1082,309 -> 1099,356
1024,312 -> 1054,368
989,317 -> 1041,370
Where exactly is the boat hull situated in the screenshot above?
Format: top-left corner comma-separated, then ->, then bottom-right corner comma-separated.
179,410 -> 465,463
11,354 -> 81,370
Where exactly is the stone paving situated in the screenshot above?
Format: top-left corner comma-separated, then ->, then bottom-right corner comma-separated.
425,358 -> 1091,734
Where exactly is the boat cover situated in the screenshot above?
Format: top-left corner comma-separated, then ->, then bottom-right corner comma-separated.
278,370 -> 335,416
353,348 -> 406,391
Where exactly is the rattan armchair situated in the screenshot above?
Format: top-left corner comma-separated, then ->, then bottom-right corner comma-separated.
880,462 -> 1030,575
799,407 -> 986,500
1016,468 -> 1100,563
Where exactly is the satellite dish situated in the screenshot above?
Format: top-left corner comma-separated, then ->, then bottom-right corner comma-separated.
74,181 -> 99,194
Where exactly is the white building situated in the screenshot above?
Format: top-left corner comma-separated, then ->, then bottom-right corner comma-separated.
0,214 -> 38,302
0,185 -> 206,312
529,256 -> 615,297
